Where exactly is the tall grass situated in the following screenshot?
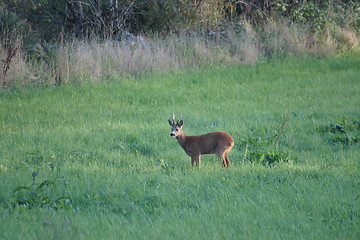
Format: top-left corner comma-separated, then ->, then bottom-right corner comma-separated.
1,21 -> 358,88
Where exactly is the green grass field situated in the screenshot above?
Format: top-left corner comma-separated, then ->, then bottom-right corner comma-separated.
1,55 -> 359,239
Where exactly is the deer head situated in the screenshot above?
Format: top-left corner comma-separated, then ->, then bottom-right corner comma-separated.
168,114 -> 183,137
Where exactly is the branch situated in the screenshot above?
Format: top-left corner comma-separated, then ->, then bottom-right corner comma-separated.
235,0 -> 269,20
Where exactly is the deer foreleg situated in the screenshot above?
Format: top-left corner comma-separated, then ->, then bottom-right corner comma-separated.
191,156 -> 196,167
191,155 -> 200,167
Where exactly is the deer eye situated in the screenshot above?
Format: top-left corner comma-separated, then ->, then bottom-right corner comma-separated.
176,129 -> 179,131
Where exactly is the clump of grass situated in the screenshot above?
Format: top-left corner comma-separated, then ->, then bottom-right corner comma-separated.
247,149 -> 291,166
9,171 -> 71,211
316,118 -> 360,144
240,112 -> 294,166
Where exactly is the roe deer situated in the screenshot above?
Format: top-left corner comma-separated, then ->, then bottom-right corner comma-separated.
168,115 -> 234,167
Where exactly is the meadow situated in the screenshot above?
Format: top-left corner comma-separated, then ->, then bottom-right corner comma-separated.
0,55 -> 359,239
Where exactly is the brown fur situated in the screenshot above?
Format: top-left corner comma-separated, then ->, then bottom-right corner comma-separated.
169,117 -> 234,167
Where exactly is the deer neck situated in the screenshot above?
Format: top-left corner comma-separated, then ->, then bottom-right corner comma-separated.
176,133 -> 187,148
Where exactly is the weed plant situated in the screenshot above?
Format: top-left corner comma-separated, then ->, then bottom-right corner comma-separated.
316,118 -> 360,144
0,55 -> 359,239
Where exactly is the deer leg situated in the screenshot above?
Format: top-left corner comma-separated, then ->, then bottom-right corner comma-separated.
217,147 -> 232,168
191,156 -> 196,167
191,155 -> 200,167
216,151 -> 226,167
196,155 -> 201,167
225,154 -> 230,167
224,150 -> 231,167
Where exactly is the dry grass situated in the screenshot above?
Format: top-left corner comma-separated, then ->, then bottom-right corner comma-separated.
324,24 -> 360,52
1,21 -> 358,88
0,39 -> 28,87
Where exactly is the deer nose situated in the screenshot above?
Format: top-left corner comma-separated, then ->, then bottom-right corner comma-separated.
170,133 -> 175,137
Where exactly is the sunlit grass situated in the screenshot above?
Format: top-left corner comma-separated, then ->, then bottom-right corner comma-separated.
0,55 -> 359,239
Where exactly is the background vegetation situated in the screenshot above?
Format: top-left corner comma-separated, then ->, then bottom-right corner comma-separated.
0,0 -> 359,88
1,0 -> 359,38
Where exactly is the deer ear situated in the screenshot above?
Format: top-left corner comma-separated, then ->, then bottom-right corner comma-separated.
168,119 -> 174,126
178,120 -> 183,127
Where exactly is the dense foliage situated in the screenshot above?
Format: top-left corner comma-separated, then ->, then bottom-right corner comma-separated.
1,0 -> 359,40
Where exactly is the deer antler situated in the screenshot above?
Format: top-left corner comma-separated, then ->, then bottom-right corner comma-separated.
177,114 -> 182,124
168,113 -> 175,126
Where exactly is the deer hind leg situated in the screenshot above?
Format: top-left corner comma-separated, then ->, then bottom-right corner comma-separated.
224,144 -> 234,167
217,147 -> 232,168
224,150 -> 230,168
216,150 -> 227,167
222,156 -> 227,167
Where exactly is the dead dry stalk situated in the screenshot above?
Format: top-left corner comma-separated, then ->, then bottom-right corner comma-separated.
1,44 -> 19,88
